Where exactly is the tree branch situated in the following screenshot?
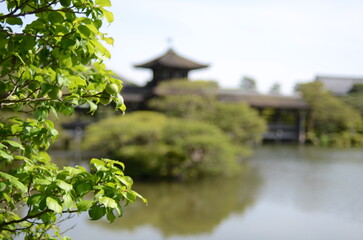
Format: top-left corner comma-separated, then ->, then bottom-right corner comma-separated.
0,209 -> 79,229
0,0 -> 56,21
0,3 -> 82,21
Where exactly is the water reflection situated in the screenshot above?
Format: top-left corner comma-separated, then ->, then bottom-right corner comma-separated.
86,167 -> 261,236
53,146 -> 363,240
251,145 -> 363,222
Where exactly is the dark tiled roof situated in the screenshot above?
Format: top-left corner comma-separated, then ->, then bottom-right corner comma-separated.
217,90 -> 309,109
134,48 -> 208,70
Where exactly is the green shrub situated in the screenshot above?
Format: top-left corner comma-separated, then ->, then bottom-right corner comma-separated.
297,81 -> 363,147
83,111 -> 242,180
307,131 -> 363,148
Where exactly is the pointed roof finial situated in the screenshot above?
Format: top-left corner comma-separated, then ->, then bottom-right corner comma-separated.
167,37 -> 173,49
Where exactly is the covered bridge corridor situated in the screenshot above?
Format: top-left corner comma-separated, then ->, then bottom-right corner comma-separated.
217,90 -> 310,143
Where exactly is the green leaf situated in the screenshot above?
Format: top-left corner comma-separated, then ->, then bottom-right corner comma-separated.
57,74 -> 71,87
88,204 -> 106,220
7,17 -> 23,25
99,196 -> 117,208
35,106 -> 49,121
117,176 -> 133,188
86,23 -> 99,34
60,0 -> 71,7
27,194 -> 44,205
78,25 -> 91,38
34,178 -> 52,185
102,158 -> 125,170
106,209 -> 116,222
77,200 -> 93,211
55,24 -> 70,35
102,37 -> 114,45
0,182 -> 6,191
116,204 -> 123,216
0,150 -> 14,161
40,211 -> 56,224
120,103 -> 126,113
76,182 -> 92,195
22,36 -> 36,50
133,191 -> 148,205
122,191 -> 137,203
14,156 -> 32,166
63,194 -> 73,209
59,105 -> 74,116
0,172 -> 27,192
46,197 -> 63,213
102,9 -> 114,23
60,38 -> 76,49
3,192 -> 12,205
39,151 -> 51,162
69,76 -> 86,86
4,140 -> 24,150
55,179 -> 72,192
59,55 -> 73,68
48,12 -> 64,24
96,0 -> 111,7
50,106 -> 60,120
90,158 -> 105,167
86,100 -> 97,114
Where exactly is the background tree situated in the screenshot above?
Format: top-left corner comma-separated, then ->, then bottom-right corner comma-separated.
341,83 -> 363,117
348,83 -> 363,94
149,79 -> 266,146
296,81 -> 363,146
269,83 -> 281,94
240,76 -> 257,91
0,1 -> 144,239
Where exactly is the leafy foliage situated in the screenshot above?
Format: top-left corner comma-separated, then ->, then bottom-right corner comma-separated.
296,81 -> 363,146
240,76 -> 257,91
154,78 -> 219,95
0,1 -> 144,239
348,83 -> 363,94
269,83 -> 281,94
148,79 -> 266,145
83,111 -> 243,180
341,92 -> 363,117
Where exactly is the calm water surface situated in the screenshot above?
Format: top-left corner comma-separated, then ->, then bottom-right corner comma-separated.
60,146 -> 363,240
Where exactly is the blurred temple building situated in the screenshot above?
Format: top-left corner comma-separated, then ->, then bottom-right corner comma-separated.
122,48 -> 309,143
122,48 -> 208,110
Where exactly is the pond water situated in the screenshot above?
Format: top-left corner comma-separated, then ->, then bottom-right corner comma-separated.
59,145 -> 363,240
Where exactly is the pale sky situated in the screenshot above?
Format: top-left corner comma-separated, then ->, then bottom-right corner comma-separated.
101,0 -> 363,94
3,1 -> 362,94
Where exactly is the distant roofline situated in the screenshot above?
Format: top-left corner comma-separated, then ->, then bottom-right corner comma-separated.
316,75 -> 363,81
134,48 -> 209,70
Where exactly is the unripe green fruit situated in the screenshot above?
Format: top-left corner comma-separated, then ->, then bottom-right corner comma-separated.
99,92 -> 112,105
48,88 -> 62,99
28,81 -> 40,91
105,83 -> 119,95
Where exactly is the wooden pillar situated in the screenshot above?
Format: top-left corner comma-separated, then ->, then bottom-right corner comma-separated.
297,110 -> 306,144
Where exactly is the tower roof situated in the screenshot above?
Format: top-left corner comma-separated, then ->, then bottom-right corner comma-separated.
134,48 -> 208,70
